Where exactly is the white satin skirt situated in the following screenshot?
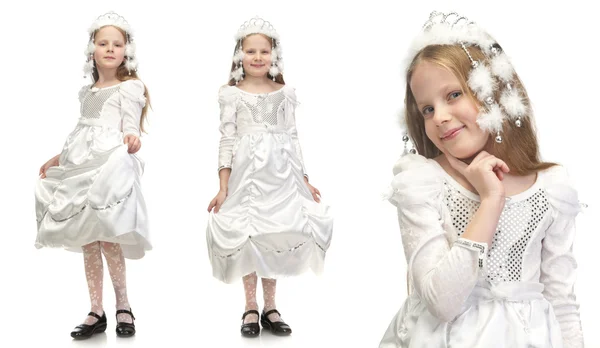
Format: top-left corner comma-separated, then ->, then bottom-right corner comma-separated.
379,280 -> 564,348
34,119 -> 151,259
207,128 -> 333,283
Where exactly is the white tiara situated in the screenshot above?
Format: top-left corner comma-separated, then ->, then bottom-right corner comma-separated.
235,16 -> 280,41
87,11 -> 132,35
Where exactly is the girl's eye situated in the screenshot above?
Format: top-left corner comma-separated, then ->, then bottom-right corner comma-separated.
422,106 -> 434,115
449,91 -> 462,100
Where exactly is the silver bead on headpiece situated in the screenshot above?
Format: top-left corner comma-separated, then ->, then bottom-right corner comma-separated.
495,132 -> 503,144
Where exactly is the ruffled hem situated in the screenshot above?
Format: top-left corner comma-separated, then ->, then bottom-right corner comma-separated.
207,233 -> 327,283
35,178 -> 151,259
34,231 -> 152,260
35,137 -> 150,259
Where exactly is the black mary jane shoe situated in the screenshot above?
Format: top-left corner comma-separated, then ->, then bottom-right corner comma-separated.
260,309 -> 292,336
240,309 -> 260,338
70,311 -> 107,340
115,308 -> 136,337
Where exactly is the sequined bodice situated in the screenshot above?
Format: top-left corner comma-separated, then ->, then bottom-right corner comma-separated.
237,90 -> 286,127
443,182 -> 550,282
80,87 -> 120,119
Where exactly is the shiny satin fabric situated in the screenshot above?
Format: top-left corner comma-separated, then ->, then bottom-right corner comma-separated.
207,128 -> 333,284
379,280 -> 564,348
35,121 -> 151,259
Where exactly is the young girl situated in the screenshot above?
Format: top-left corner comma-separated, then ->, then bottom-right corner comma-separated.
206,16 -> 333,338
35,12 -> 151,340
380,12 -> 583,348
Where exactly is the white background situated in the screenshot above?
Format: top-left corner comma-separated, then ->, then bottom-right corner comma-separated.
1,0 -> 598,347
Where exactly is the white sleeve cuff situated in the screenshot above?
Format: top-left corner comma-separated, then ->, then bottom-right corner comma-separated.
454,238 -> 488,269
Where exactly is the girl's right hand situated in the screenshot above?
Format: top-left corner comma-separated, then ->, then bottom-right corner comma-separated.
39,154 -> 60,179
207,190 -> 227,213
445,151 -> 509,201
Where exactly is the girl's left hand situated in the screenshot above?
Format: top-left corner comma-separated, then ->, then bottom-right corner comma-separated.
304,177 -> 321,202
124,134 -> 141,154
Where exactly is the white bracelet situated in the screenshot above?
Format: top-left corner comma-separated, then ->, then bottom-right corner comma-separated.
454,238 -> 488,269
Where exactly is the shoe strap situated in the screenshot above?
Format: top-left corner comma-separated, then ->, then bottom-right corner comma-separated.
116,308 -> 136,320
87,311 -> 103,320
263,309 -> 281,317
242,309 -> 260,320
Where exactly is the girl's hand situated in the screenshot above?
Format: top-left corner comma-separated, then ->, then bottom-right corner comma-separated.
445,151 -> 509,201
304,177 -> 321,203
124,134 -> 141,154
39,154 -> 60,179
208,190 -> 227,213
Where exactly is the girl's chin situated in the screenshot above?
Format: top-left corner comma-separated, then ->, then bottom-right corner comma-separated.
96,64 -> 122,70
245,71 -> 269,77
448,149 -> 484,163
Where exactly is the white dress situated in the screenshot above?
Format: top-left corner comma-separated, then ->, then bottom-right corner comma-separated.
206,85 -> 333,284
35,80 -> 151,260
380,154 -> 584,348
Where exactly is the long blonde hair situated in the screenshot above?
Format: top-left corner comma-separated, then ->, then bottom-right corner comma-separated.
228,34 -> 285,86
404,44 -> 555,175
90,26 -> 150,133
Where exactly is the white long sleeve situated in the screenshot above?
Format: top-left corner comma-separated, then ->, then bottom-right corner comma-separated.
282,87 -> 307,176
541,167 -> 584,348
389,154 -> 485,322
217,86 -> 238,172
119,80 -> 146,137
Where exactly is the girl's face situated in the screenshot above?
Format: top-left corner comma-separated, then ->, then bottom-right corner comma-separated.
241,34 -> 273,78
93,26 -> 126,71
410,61 -> 490,159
